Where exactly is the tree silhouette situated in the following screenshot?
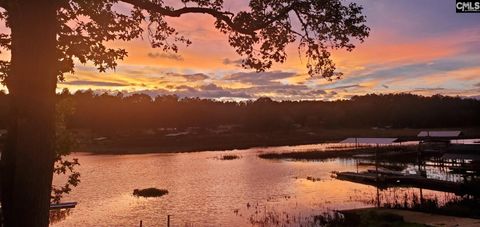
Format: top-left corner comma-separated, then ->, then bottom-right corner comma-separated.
0,0 -> 368,226
1,92 -> 478,134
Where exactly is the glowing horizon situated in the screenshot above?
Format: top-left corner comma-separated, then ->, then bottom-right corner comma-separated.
1,0 -> 480,101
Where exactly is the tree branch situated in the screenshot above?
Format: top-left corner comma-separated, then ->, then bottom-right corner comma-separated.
121,0 -> 255,35
120,0 -> 298,36
253,2 -> 300,30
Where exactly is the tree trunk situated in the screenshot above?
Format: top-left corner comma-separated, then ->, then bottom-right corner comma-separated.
1,1 -> 58,226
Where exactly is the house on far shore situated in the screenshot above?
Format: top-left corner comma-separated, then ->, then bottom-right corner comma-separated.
417,130 -> 464,152
417,130 -> 464,138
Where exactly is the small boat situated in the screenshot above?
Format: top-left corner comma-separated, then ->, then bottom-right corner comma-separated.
50,202 -> 77,210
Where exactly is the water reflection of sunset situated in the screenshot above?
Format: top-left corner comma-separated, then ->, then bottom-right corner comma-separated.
52,142 -> 465,226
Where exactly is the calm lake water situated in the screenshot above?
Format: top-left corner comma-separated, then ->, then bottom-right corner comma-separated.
51,143 -> 462,226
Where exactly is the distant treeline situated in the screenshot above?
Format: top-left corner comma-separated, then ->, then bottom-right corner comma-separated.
0,90 -> 479,133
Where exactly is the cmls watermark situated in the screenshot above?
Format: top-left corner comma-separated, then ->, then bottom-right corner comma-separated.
457,0 -> 480,13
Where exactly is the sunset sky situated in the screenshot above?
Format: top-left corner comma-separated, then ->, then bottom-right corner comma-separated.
3,0 -> 480,100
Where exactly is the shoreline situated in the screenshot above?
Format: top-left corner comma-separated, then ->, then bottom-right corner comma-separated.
72,127 -> 480,155
77,137 -> 337,154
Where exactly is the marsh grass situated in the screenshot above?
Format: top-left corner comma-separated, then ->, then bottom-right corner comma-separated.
218,154 -> 241,160
382,195 -> 480,219
258,145 -> 419,162
246,208 -> 426,226
310,210 -> 428,227
341,210 -> 427,227
306,176 -> 322,182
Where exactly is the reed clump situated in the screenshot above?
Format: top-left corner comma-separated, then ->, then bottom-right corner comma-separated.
219,154 -> 241,160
